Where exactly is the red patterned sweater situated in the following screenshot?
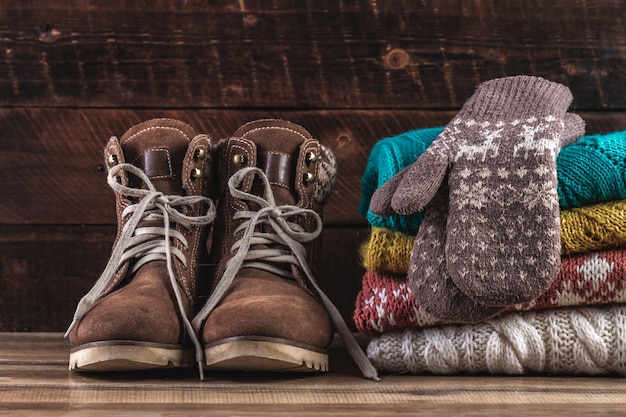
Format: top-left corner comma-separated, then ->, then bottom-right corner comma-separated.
354,248 -> 626,335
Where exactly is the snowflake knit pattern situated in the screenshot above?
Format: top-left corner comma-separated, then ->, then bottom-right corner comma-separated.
354,248 -> 626,335
362,129 -> 626,235
366,305 -> 626,375
359,127 -> 442,235
369,77 -> 588,307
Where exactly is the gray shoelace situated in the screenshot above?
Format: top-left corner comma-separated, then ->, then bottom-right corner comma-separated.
65,163 -> 216,365
191,167 -> 380,381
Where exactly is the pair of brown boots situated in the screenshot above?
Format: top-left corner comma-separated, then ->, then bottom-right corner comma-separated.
65,118 -> 378,380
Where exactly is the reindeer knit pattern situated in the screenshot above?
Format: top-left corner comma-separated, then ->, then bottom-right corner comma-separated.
366,305 -> 626,375
367,77 -> 580,307
354,248 -> 626,336
442,113 -> 565,306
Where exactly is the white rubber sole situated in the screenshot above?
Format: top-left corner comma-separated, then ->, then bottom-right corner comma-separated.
69,341 -> 193,372
204,336 -> 329,372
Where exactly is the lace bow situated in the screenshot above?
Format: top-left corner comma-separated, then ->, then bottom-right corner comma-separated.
65,163 -> 216,364
191,167 -> 379,381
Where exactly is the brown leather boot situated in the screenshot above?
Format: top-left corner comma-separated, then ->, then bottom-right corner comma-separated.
192,119 -> 378,380
66,118 -> 215,372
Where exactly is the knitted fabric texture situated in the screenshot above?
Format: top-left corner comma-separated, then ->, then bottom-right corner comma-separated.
561,199 -> 626,254
406,181 -> 504,322
314,144 -> 337,204
362,130 -> 626,235
363,198 -> 626,274
360,227 -> 413,274
366,305 -> 626,375
359,127 -> 442,235
558,130 -> 626,209
371,76 -> 580,306
354,248 -> 626,335
360,227 -> 416,273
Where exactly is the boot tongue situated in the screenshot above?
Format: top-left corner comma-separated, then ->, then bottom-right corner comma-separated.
234,119 -> 312,205
232,120 -> 312,279
119,118 -> 196,196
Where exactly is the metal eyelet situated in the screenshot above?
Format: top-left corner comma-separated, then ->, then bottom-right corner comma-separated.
190,168 -> 202,180
107,154 -> 118,167
232,154 -> 246,165
305,151 -> 318,164
193,148 -> 207,160
303,172 -> 316,184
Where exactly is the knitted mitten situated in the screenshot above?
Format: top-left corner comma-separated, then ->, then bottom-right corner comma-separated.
374,75 -> 584,307
407,181 -> 504,322
382,122 -> 582,321
360,127 -> 442,235
367,305 -> 626,375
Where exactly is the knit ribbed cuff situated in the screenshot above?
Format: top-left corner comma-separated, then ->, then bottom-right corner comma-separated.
460,75 -> 574,121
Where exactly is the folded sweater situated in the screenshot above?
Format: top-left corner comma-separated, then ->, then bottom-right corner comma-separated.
362,198 -> 626,275
354,248 -> 626,335
367,305 -> 626,375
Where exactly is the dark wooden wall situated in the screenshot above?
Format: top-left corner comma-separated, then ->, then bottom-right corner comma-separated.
1,1 -> 625,331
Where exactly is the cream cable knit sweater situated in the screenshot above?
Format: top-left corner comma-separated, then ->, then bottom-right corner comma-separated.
367,305 -> 626,375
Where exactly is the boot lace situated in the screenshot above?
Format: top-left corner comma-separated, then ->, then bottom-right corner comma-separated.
65,163 -> 216,365
191,167 -> 380,381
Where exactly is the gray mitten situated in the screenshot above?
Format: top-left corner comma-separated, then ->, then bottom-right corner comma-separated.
407,181 -> 505,321
412,114 -> 584,320
387,75 -> 583,306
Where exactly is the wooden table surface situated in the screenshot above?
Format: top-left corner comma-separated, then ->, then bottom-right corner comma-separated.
1,333 -> 625,416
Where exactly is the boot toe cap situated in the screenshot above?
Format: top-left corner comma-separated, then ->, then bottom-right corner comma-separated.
201,293 -> 333,349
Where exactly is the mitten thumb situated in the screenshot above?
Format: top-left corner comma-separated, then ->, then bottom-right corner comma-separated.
390,138 -> 450,215
369,165 -> 411,216
561,113 -> 586,148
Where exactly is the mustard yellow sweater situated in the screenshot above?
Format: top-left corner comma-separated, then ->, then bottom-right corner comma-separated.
362,199 -> 626,273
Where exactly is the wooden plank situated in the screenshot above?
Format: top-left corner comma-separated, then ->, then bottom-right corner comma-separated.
0,225 -> 115,332
0,0 -> 624,109
0,225 -> 369,332
3,405 -> 626,417
0,108 -> 450,225
1,333 -> 626,416
2,108 -> 626,225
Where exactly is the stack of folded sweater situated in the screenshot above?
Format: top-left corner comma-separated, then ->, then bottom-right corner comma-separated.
355,76 -> 626,375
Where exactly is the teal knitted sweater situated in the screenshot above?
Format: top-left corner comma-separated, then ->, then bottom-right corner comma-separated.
557,130 -> 626,208
360,128 -> 626,235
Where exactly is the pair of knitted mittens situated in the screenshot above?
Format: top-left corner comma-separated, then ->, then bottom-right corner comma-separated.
371,76 -> 585,322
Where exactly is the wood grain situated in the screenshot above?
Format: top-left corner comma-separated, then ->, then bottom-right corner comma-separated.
2,108 -> 625,225
0,0 -> 624,109
1,333 -> 626,416
0,108 -> 452,225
